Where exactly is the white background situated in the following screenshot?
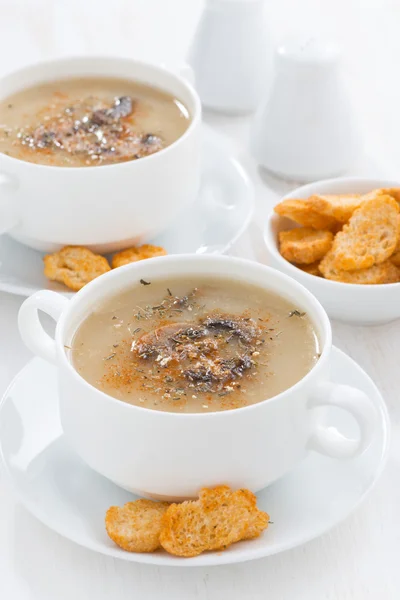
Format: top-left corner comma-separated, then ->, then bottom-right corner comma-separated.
1,0 -> 400,598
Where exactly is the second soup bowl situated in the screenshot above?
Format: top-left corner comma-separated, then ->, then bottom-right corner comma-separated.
18,255 -> 377,499
0,56 -> 201,252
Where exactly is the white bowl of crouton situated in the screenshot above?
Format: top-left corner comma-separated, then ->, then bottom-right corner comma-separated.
264,177 -> 400,325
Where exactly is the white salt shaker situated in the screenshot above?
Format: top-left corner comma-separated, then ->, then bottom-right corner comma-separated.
188,0 -> 270,114
250,36 -> 359,181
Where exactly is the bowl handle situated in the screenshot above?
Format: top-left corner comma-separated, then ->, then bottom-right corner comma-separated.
307,382 -> 378,458
18,290 -> 70,364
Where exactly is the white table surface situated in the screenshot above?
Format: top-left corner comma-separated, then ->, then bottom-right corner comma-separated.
1,0 -> 400,598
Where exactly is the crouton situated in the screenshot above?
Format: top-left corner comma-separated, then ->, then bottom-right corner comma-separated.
159,485 -> 269,557
307,193 -> 363,223
105,499 -> 170,553
320,252 -> 399,284
327,195 -> 399,271
112,244 -> 167,268
296,261 -> 322,276
274,199 -> 338,230
279,228 -> 333,264
44,245 -> 110,291
362,187 -> 400,204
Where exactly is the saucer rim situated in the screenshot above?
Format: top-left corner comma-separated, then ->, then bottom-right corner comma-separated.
0,346 -> 390,567
0,124 -> 254,298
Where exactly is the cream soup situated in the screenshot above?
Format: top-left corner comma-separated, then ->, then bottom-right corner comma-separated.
0,77 -> 190,167
71,276 -> 320,413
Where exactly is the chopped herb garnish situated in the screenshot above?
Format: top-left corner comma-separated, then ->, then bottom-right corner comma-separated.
132,327 -> 141,335
289,310 -> 306,317
140,279 -> 151,286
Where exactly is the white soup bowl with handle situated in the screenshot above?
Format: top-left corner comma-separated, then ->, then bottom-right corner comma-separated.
18,255 -> 378,500
0,56 -> 201,253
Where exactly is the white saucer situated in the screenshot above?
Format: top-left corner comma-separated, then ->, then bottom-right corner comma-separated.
0,125 -> 254,297
0,347 -> 389,567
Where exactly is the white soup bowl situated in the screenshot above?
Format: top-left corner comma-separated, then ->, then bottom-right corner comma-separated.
18,255 -> 377,499
0,56 -> 201,252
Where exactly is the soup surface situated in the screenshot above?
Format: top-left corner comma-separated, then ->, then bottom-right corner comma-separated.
0,77 -> 190,167
71,276 -> 320,413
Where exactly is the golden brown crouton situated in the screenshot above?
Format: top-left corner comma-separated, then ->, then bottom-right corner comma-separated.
307,193 -> 363,223
296,261 -> 322,277
274,193 -> 363,231
44,246 -> 110,291
391,251 -> 400,267
112,244 -> 167,268
390,215 -> 400,266
326,195 -> 399,271
243,507 -> 270,540
159,486 -> 269,557
362,187 -> 400,204
279,228 -> 333,264
105,499 -> 170,553
274,199 -> 338,230
320,252 -> 399,284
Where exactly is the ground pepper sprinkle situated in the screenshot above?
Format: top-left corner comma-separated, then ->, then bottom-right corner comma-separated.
12,95 -> 164,166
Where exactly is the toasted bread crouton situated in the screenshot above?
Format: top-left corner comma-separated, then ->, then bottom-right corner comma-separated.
320,251 -> 399,284
390,215 -> 400,266
112,244 -> 167,268
307,193 -> 363,223
391,251 -> 400,267
105,499 -> 170,553
326,195 -> 399,271
362,187 -> 400,204
243,507 -> 270,540
274,194 -> 362,230
391,231 -> 400,266
279,228 -> 333,264
159,486 -> 269,557
274,199 -> 338,230
296,261 -> 322,277
44,246 -> 110,291
381,188 -> 400,204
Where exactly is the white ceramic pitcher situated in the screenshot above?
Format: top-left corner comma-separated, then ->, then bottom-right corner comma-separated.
250,36 -> 359,181
188,0 -> 270,114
